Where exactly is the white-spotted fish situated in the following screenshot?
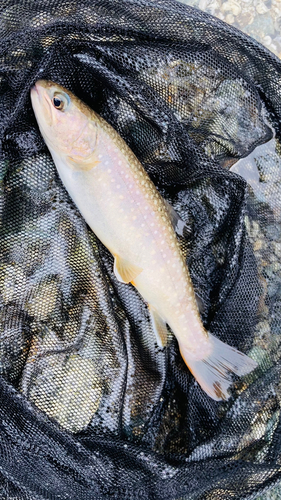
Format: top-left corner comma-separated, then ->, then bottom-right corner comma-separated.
30,80 -> 257,400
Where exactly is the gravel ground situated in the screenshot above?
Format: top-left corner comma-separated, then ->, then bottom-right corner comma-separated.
178,0 -> 281,59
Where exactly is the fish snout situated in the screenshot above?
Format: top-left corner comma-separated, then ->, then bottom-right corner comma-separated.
32,82 -> 40,95
30,83 -> 41,105
31,80 -> 47,101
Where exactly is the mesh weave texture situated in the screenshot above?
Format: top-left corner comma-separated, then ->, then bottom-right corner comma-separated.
0,0 -> 281,498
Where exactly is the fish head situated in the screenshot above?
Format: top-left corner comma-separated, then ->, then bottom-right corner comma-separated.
30,80 -> 98,163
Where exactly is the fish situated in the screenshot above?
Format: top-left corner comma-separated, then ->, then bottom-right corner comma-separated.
30,80 -> 257,401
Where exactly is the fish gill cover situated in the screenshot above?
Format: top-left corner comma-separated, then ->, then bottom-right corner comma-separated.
0,0 -> 280,498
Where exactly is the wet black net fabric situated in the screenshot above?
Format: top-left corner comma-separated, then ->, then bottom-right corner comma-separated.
0,0 -> 281,498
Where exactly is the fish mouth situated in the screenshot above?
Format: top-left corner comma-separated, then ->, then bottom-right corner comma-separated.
33,83 -> 39,95
30,83 -> 40,102
30,82 -> 46,112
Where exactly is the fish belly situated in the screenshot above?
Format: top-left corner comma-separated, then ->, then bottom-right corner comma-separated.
52,148 -> 210,359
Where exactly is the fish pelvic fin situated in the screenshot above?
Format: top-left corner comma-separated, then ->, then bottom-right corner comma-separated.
114,255 -> 143,284
149,305 -> 168,348
179,333 -> 258,401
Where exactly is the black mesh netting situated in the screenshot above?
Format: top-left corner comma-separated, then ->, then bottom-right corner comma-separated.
0,0 -> 281,498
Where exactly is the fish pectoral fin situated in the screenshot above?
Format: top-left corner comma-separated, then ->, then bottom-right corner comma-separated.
149,306 -> 168,348
163,199 -> 192,239
114,255 -> 143,284
66,155 -> 100,171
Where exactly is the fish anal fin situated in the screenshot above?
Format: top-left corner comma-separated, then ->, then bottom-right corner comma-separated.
149,306 -> 168,348
114,255 -> 143,284
163,199 -> 192,239
179,333 -> 258,401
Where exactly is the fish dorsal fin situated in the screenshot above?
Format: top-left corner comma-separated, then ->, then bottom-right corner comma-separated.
149,305 -> 168,348
114,255 -> 143,284
163,200 -> 192,239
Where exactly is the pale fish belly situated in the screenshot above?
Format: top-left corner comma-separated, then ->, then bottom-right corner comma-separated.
52,138 -> 210,359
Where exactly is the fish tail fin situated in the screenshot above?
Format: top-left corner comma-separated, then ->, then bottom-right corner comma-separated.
180,333 -> 258,401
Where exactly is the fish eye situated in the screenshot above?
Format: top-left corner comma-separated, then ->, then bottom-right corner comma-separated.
52,92 -> 69,111
53,97 -> 63,109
